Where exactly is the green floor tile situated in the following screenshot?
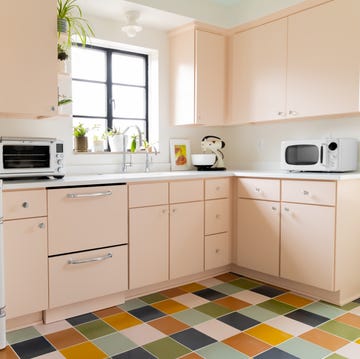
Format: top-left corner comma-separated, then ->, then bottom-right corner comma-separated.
194,302 -> 233,318
258,299 -> 296,315
278,337 -> 331,359
338,301 -> 360,311
211,283 -> 244,296
238,305 -> 279,322
76,319 -> 116,340
197,342 -> 248,359
143,337 -> 191,359
319,320 -> 360,341
119,298 -> 147,311
230,277 -> 261,290
6,326 -> 41,345
92,332 -> 137,356
303,302 -> 346,319
140,292 -> 168,304
326,354 -> 348,359
172,309 -> 213,326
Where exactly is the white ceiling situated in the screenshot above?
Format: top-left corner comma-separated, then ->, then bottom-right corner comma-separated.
76,0 -> 194,31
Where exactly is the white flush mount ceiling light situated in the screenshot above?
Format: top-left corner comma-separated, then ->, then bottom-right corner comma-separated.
122,10 -> 142,38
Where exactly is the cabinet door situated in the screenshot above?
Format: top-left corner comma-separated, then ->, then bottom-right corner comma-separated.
48,185 -> 128,255
280,203 -> 335,290
170,201 -> 204,279
205,233 -> 231,270
229,18 -> 287,124
0,0 -> 57,117
287,0 -> 360,118
205,199 -> 230,235
129,205 -> 169,289
196,30 -> 226,126
237,199 -> 280,276
4,218 -> 48,318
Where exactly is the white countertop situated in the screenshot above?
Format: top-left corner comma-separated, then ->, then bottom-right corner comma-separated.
2,169 -> 360,190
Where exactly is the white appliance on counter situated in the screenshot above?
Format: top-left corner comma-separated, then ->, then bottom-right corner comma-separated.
0,180 -> 5,350
280,138 -> 358,172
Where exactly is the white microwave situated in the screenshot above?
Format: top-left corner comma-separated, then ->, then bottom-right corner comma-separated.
280,138 -> 358,172
0,137 -> 64,178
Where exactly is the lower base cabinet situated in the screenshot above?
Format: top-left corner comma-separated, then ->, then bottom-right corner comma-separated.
49,245 -> 128,308
237,198 -> 280,276
129,205 -> 169,289
280,202 -> 335,290
4,218 -> 48,319
205,232 -> 231,270
170,201 -> 204,279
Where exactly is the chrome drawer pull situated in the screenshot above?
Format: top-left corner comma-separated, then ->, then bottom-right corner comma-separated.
66,190 -> 112,199
22,202 -> 30,208
68,253 -> 113,265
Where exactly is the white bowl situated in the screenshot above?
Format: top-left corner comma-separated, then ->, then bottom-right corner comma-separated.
191,154 -> 216,166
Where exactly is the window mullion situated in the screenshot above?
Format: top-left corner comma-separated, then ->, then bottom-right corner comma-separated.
106,49 -> 113,130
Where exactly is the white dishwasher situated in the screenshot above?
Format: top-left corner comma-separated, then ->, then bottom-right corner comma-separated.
0,180 -> 5,350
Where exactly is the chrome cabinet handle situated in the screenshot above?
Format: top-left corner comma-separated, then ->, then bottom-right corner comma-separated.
255,187 -> 261,192
303,190 -> 310,196
22,202 -> 29,208
68,253 -> 113,265
277,111 -> 285,116
271,206 -> 277,211
289,110 -> 298,116
38,222 -> 45,229
66,190 -> 112,199
284,207 -> 290,212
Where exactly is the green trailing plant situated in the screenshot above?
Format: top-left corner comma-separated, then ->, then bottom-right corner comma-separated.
105,127 -> 122,137
57,0 -> 95,49
73,123 -> 88,138
57,43 -> 69,61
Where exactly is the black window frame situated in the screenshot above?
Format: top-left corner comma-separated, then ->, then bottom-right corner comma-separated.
72,43 -> 149,139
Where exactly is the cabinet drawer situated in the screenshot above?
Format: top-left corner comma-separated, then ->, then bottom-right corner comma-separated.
48,185 -> 128,255
205,178 -> 230,199
3,189 -> 47,220
205,199 -> 230,235
49,245 -> 128,308
170,180 -> 204,203
282,180 -> 336,206
238,178 -> 280,201
129,182 -> 168,208
205,233 -> 231,270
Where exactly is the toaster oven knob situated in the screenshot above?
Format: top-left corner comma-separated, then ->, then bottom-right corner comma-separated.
328,142 -> 337,151
57,159 -> 62,165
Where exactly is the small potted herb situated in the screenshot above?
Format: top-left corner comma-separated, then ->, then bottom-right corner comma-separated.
73,123 -> 88,152
106,127 -> 126,152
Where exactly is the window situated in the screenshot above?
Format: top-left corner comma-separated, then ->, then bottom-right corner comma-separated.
71,44 -> 148,151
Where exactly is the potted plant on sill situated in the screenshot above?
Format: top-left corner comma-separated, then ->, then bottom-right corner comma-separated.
57,0 -> 95,49
73,123 -> 88,152
57,43 -> 69,73
106,127 -> 126,152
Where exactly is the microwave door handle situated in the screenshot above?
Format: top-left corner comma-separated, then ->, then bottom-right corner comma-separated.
321,144 -> 327,166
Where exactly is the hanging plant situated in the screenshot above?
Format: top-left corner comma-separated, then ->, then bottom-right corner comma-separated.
57,0 -> 95,49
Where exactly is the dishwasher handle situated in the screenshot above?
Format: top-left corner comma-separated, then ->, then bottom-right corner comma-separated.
66,190 -> 112,199
68,253 -> 113,265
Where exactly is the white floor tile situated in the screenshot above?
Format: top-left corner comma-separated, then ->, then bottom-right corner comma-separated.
265,315 -> 313,336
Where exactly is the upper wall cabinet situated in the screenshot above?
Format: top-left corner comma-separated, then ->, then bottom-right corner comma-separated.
228,19 -> 287,124
169,24 -> 226,126
228,0 -> 360,124
0,0 -> 58,118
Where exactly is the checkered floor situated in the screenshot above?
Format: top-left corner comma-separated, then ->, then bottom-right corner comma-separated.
3,273 -> 360,359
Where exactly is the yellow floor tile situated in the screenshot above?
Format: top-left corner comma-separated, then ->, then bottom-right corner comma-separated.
245,324 -> 293,345
60,342 -> 107,359
178,283 -> 206,292
152,299 -> 188,314
275,293 -> 313,308
103,312 -> 142,331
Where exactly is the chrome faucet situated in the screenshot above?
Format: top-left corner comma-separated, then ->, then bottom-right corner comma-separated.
121,125 -> 143,173
145,147 -> 158,172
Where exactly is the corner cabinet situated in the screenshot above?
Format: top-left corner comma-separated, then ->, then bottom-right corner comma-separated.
169,23 -> 226,126
0,0 -> 58,118
229,0 -> 360,124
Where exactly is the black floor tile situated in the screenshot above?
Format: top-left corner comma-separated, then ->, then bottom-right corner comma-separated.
218,312 -> 260,330
129,305 -> 165,322
171,328 -> 216,350
113,347 -> 156,359
286,309 -> 329,327
193,288 -> 226,301
251,285 -> 286,298
66,312 -> 98,326
11,336 -> 55,359
255,347 -> 300,359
